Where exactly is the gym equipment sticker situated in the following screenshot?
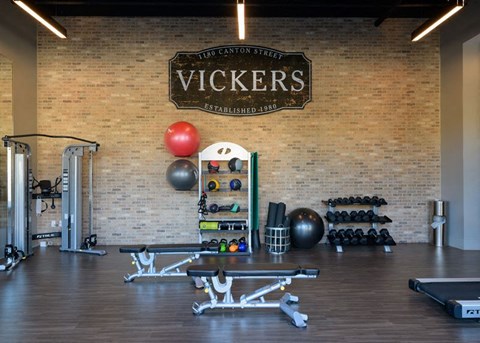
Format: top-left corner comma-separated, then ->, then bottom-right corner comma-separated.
169,45 -> 311,116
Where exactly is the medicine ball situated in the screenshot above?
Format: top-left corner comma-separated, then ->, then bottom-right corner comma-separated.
208,179 -> 220,191
208,203 -> 219,213
228,158 -> 243,172
229,179 -> 242,191
208,161 -> 220,174
166,159 -> 198,191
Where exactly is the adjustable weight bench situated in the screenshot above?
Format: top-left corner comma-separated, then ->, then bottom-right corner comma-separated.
186,263 -> 320,328
119,243 -> 218,282
409,278 -> 480,319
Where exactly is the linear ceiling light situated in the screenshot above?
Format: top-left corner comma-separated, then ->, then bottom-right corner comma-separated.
237,0 -> 245,40
411,0 -> 464,42
12,0 -> 67,39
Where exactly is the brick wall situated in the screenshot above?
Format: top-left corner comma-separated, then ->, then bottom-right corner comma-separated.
36,17 -> 440,245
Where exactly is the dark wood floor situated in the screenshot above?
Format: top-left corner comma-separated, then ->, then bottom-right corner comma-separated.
1,243 -> 480,342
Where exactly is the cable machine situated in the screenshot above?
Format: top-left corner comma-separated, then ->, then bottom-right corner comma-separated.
0,138 -> 33,271
0,134 -> 106,267
60,143 -> 105,255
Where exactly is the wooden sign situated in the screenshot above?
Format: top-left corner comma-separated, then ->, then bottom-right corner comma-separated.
169,45 -> 311,116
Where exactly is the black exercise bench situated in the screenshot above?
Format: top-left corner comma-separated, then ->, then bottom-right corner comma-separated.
186,263 -> 320,328
119,243 -> 218,282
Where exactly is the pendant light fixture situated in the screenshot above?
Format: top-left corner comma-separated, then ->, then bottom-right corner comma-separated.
12,0 -> 67,39
237,0 -> 245,40
411,0 -> 464,42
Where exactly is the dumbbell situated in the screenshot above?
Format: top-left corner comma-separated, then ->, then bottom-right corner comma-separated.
345,229 -> 359,245
326,211 -> 336,222
327,229 -> 341,246
337,229 -> 350,245
327,199 -> 336,207
340,210 -> 351,222
379,228 -> 395,245
367,228 -> 384,245
352,211 -> 362,222
355,229 -> 368,245
334,211 -> 344,222
357,210 -> 370,222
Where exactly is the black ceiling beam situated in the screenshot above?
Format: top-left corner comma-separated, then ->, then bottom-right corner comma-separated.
33,0 -> 447,18
374,0 -> 402,27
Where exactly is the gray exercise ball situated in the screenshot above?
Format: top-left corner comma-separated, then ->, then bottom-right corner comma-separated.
166,159 -> 198,191
289,208 -> 325,249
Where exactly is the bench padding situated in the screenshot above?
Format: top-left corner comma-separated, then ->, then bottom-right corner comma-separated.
147,244 -> 204,253
300,265 -> 321,277
223,263 -> 302,277
186,264 -> 220,277
119,243 -> 219,254
119,245 -> 146,254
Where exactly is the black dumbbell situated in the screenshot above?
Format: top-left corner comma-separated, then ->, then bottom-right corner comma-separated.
345,228 -> 359,245
367,228 -> 384,245
340,210 -> 351,221
358,210 -> 370,222
327,198 -> 336,207
380,228 -> 395,245
337,229 -> 350,245
327,229 -> 341,246
326,211 -> 336,222
355,229 -> 368,245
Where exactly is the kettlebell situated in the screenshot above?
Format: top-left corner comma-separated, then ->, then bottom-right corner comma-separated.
219,239 -> 228,253
238,237 -> 247,252
228,239 -> 238,252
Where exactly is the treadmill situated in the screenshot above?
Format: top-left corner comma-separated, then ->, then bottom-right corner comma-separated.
409,278 -> 480,319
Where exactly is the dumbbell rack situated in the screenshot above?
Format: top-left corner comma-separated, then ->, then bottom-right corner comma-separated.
323,197 -> 394,253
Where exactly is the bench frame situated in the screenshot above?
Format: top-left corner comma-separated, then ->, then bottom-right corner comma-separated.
121,245 -> 218,282
187,264 -> 319,328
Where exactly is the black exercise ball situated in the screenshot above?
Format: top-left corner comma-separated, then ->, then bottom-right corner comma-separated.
289,208 -> 325,249
166,159 -> 198,190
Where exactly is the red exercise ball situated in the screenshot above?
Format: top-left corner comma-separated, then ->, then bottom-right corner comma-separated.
164,121 -> 200,157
